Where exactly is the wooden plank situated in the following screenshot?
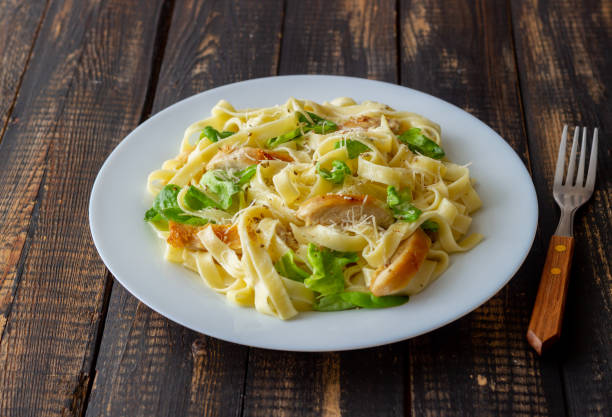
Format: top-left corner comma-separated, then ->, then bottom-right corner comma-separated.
279,0 -> 397,81
511,1 -> 611,415
242,2 -> 405,417
0,0 -> 51,336
399,0 -> 567,415
0,0 -> 48,142
0,0 -> 166,415
85,1 -> 284,416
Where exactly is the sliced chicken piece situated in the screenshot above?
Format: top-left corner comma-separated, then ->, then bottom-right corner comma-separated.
206,146 -> 292,171
341,115 -> 401,134
167,221 -> 241,251
296,194 -> 394,228
210,224 -> 241,250
341,115 -> 379,130
369,228 -> 431,296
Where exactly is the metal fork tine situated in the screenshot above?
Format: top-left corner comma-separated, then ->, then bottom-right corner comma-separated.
575,127 -> 588,186
554,125 -> 568,186
586,128 -> 598,190
565,127 -> 580,185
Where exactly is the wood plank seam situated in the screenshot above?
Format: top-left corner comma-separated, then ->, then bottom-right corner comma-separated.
78,272 -> 115,417
75,1 -> 177,415
138,0 -> 176,122
504,0 -> 535,178
275,0 -> 287,76
506,1 -> 571,413
395,0 -> 401,85
238,348 -> 251,417
0,0 -> 52,148
0,167 -> 47,343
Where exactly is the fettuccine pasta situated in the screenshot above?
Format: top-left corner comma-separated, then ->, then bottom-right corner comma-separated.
144,97 -> 483,320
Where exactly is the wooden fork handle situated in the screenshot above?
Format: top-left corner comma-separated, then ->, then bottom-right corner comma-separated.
527,235 -> 575,355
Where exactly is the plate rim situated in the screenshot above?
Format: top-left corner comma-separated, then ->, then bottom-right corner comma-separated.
89,74 -> 539,352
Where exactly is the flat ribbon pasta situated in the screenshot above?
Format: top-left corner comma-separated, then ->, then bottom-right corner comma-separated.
145,97 -> 483,319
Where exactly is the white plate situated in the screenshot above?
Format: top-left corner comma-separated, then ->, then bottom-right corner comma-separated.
89,75 -> 538,352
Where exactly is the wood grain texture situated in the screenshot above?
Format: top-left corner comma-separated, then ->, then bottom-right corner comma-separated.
400,0 -> 566,415
0,0 -> 51,338
242,2 -> 404,417
279,0 -> 397,81
0,0 -> 48,142
511,0 -> 611,415
0,0 -> 166,416
528,235 -> 575,355
85,1 -> 284,416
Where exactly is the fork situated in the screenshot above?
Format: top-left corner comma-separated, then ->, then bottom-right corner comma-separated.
527,125 -> 599,355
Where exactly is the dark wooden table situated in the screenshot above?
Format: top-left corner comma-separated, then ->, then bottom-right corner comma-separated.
0,1 -> 609,416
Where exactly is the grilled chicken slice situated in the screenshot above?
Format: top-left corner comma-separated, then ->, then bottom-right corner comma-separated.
341,116 -> 379,130
206,146 -> 292,171
369,228 -> 431,296
296,194 -> 394,228
167,221 -> 241,251
340,115 -> 401,133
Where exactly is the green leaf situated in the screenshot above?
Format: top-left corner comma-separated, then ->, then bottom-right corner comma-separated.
386,184 -> 411,206
144,207 -> 163,222
304,244 -> 358,295
334,139 -> 371,159
420,219 -> 439,231
199,126 -> 234,143
316,160 -> 351,184
274,251 -> 311,282
236,164 -> 257,186
298,112 -> 338,134
339,292 -> 409,308
184,186 -> 221,211
267,127 -> 303,148
145,184 -> 209,226
200,170 -> 240,210
398,128 -> 445,159
313,293 -> 357,311
267,112 -> 338,148
387,185 -> 422,222
313,291 -> 409,311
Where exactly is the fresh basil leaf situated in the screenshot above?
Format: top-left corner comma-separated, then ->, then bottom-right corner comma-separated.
316,160 -> 351,184
145,184 -> 209,225
267,112 -> 338,148
304,244 -> 358,295
386,185 -> 412,205
274,251 -> 311,282
334,139 -> 371,159
339,292 -> 409,308
314,291 -> 409,311
184,186 -> 221,211
236,164 -> 257,186
298,111 -> 338,134
313,293 -> 357,311
144,207 -> 163,222
398,128 -> 445,159
420,219 -> 439,232
387,185 -> 422,222
199,126 -> 234,143
200,170 -> 240,210
267,127 -> 302,148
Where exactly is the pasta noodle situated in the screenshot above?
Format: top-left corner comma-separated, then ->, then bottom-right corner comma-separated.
144,97 -> 483,319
